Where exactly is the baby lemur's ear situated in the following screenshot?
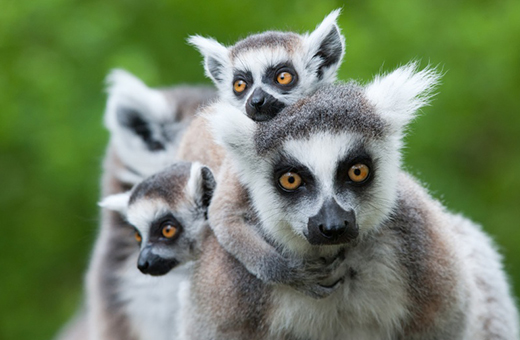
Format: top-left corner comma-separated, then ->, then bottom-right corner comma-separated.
304,9 -> 345,83
188,35 -> 230,89
187,163 -> 216,216
98,191 -> 132,216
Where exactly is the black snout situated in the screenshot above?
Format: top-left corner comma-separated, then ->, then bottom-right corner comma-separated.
137,246 -> 179,276
245,87 -> 285,122
306,199 -> 359,245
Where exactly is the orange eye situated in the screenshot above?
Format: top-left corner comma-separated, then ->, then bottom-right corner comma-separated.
276,72 -> 293,85
162,224 -> 178,239
135,232 -> 142,243
348,164 -> 370,183
233,80 -> 247,93
279,172 -> 302,191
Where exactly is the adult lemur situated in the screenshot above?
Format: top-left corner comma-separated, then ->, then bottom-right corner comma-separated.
56,10 -> 347,340
178,64 -> 518,339
55,71 -> 216,340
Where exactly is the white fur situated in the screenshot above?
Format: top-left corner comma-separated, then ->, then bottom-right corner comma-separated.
187,35 -> 230,88
303,9 -> 345,84
98,191 -> 131,215
126,199 -> 171,244
365,62 -> 440,133
189,9 -> 345,116
118,253 -> 191,340
186,162 -> 204,203
104,69 -> 182,183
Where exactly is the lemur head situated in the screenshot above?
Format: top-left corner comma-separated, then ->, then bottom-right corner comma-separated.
100,162 -> 216,276
209,63 -> 439,256
104,69 -> 215,184
189,9 -> 345,122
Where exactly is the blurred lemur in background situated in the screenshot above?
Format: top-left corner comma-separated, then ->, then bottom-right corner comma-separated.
56,9 -> 347,340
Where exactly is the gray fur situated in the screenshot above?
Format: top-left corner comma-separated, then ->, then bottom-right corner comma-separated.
55,75 -> 216,340
182,77 -> 519,339
255,82 -> 387,155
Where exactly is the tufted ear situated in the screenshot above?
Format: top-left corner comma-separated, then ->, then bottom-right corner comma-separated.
188,35 -> 230,88
99,191 -> 131,216
304,9 -> 345,83
104,69 -> 172,152
365,62 -> 441,134
187,163 -> 216,218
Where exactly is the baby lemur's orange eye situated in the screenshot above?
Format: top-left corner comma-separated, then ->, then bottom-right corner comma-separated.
279,172 -> 302,191
162,224 -> 178,239
348,164 -> 370,183
135,232 -> 142,243
233,80 -> 247,93
276,72 -> 293,85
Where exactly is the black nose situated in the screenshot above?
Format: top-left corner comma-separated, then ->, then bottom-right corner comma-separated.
137,257 -> 150,272
307,199 -> 358,245
245,87 -> 285,122
249,91 -> 266,108
137,246 -> 178,276
319,222 -> 348,239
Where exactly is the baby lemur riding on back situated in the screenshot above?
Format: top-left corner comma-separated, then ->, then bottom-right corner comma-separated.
103,10 -> 348,298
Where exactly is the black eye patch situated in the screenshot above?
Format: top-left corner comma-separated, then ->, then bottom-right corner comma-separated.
263,62 -> 299,92
335,151 -> 375,190
232,70 -> 254,97
272,154 -> 315,195
149,213 -> 184,243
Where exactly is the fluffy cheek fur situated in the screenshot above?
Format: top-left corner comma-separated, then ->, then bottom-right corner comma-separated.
350,137 -> 402,237
238,133 -> 403,255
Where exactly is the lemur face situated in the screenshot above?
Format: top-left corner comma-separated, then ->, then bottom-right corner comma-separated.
209,64 -> 439,254
189,9 -> 345,122
100,162 -> 215,276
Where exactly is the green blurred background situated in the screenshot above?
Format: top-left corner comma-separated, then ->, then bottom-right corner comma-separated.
1,0 -> 519,338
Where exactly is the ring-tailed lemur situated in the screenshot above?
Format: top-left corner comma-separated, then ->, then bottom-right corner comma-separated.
99,162 -> 215,277
58,10 -> 347,340
55,71 -> 216,340
188,9 -> 345,121
180,63 -> 519,339
173,10 -> 348,296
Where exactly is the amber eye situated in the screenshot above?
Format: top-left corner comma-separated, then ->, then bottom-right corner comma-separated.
233,80 -> 247,93
134,232 -> 142,243
348,164 -> 370,183
276,71 -> 293,85
162,224 -> 178,239
279,172 -> 302,191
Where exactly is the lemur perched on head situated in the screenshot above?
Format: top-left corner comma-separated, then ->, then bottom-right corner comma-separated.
180,64 -> 519,339
55,71 -> 216,340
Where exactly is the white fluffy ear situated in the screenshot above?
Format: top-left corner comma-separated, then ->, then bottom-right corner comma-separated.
204,101 -> 257,157
365,62 -> 441,133
187,162 -> 216,213
304,9 -> 345,82
98,191 -> 131,216
104,69 -> 172,137
188,35 -> 230,87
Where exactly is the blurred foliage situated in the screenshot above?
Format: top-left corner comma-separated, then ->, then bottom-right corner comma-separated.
1,0 -> 519,339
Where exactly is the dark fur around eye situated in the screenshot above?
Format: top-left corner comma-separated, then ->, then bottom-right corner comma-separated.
273,155 -> 315,195
149,213 -> 184,242
335,152 -> 375,189
232,70 -> 253,97
263,62 -> 299,92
